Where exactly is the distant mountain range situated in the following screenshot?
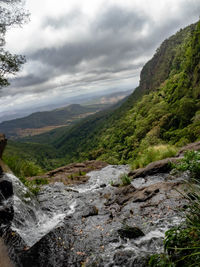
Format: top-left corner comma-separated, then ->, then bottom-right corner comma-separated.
0,90 -> 132,138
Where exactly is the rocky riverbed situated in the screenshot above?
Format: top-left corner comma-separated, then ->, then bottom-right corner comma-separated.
1,164 -> 188,267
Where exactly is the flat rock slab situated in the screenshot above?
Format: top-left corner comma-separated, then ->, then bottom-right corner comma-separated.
28,160 -> 108,186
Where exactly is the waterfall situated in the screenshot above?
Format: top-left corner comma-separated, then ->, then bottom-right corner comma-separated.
4,173 -> 65,247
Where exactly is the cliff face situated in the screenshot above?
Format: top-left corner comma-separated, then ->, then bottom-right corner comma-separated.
139,23 -> 197,92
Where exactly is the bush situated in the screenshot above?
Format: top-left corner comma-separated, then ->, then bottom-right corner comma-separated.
173,150 -> 200,179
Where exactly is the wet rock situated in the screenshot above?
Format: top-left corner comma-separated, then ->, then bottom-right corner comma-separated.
0,179 -> 14,229
0,180 -> 13,200
105,185 -> 136,206
82,205 -> 99,218
29,160 -> 108,186
118,225 -> 145,239
0,133 -> 7,159
128,157 -> 180,179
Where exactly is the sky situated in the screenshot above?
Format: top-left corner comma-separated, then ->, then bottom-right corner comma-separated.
0,0 -> 200,121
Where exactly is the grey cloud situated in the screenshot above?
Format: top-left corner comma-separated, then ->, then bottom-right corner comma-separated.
10,74 -> 48,87
7,1 -> 200,97
42,9 -> 82,29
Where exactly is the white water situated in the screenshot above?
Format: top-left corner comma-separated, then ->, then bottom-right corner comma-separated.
77,165 -> 130,193
5,173 -> 66,246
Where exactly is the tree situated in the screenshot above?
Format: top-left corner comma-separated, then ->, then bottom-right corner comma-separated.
0,0 -> 29,88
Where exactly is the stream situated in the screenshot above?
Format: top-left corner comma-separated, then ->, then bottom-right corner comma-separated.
3,165 -> 186,266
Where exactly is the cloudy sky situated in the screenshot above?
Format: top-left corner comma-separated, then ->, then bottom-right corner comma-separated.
0,0 -> 200,120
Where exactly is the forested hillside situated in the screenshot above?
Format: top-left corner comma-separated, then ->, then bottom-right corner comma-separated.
4,21 -> 200,173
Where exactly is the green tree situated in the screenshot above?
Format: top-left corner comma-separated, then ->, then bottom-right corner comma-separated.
0,0 -> 29,88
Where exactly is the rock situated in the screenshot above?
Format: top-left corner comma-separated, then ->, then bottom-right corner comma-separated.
82,205 -> 99,218
128,157 -> 180,178
0,238 -> 14,267
0,134 -> 7,159
0,180 -> 13,200
105,184 -> 136,206
29,160 -> 108,186
177,141 -> 200,156
0,179 -> 14,229
118,225 -> 145,239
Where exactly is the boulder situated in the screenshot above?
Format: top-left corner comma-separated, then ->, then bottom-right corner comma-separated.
128,157 -> 180,179
118,225 -> 145,239
0,178 -> 14,229
0,134 -> 7,159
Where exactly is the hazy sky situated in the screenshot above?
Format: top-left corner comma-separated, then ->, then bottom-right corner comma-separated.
1,0 -> 200,119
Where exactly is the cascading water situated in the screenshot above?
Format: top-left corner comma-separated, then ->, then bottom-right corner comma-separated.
5,173 -> 66,246
3,165 -> 186,266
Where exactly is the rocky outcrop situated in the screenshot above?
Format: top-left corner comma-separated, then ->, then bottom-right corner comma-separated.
28,160 -> 108,185
0,133 -> 7,159
0,134 -> 7,175
0,178 -> 14,234
128,157 -> 180,179
8,164 -> 187,267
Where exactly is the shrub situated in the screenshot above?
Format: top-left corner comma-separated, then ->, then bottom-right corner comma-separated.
173,150 -> 200,179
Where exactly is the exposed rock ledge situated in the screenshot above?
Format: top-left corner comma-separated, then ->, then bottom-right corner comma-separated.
128,140 -> 200,179
28,160 -> 108,185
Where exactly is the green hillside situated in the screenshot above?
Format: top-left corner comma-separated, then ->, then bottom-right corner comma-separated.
4,20 -> 200,173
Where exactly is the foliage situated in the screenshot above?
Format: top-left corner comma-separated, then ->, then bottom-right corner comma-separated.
173,150 -> 200,179
132,145 -> 177,169
0,0 -> 29,88
148,254 -> 175,267
3,154 -> 44,178
120,173 -> 131,186
3,153 -> 48,194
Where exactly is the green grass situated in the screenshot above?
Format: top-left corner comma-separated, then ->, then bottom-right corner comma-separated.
131,144 -> 177,170
120,173 -> 131,186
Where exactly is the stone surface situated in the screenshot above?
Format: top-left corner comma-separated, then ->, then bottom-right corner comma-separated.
0,133 -> 7,159
28,160 -> 108,186
118,225 -> 145,239
128,157 -> 180,179
0,178 -> 14,230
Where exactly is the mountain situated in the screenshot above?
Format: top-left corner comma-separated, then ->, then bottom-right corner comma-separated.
3,20 -> 200,172
0,104 -> 104,138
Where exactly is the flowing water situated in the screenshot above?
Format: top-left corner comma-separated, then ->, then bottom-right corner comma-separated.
3,165 -> 186,265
